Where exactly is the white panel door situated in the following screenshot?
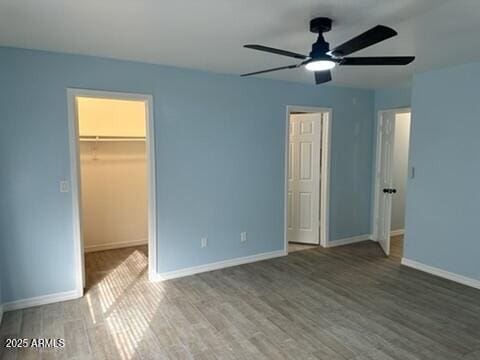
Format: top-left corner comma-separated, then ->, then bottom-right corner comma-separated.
288,113 -> 321,244
375,112 -> 396,255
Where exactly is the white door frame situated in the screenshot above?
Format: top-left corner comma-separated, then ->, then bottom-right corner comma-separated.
67,88 -> 157,297
284,106 -> 332,252
372,107 -> 410,243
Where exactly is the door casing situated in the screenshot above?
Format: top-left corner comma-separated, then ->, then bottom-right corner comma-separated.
67,88 -> 158,298
284,106 -> 332,252
288,113 -> 322,245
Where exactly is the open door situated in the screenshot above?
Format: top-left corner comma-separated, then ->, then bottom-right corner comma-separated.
375,111 -> 396,255
287,113 -> 322,245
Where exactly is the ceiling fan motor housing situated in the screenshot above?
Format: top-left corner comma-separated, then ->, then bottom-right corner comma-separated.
309,37 -> 331,60
309,18 -> 334,60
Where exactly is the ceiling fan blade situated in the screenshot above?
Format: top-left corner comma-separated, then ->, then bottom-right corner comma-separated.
341,56 -> 415,65
315,70 -> 332,85
244,44 -> 307,60
328,25 -> 397,57
241,64 -> 299,77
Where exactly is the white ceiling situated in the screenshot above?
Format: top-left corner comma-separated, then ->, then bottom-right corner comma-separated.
1,0 -> 479,88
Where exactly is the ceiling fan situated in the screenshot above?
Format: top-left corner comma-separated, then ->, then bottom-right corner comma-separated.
241,17 -> 415,85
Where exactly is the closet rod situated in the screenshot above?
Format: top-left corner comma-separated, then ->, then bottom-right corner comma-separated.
79,136 -> 146,142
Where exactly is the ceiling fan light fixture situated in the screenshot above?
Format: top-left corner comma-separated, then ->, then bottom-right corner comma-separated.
242,19 -> 414,85
305,60 -> 336,72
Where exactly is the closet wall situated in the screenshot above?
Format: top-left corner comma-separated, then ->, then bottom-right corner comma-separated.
78,97 -> 148,252
391,112 -> 411,232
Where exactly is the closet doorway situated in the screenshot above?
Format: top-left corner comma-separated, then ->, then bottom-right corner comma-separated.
285,106 -> 331,253
67,89 -> 156,296
373,108 -> 411,258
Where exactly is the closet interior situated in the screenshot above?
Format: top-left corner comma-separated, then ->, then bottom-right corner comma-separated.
77,97 -> 148,269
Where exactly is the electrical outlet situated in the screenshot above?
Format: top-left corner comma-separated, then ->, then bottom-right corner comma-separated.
241,232 -> 247,243
60,180 -> 70,193
201,237 -> 208,248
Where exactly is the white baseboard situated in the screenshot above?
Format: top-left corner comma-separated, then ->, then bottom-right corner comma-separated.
153,249 -> 287,281
2,289 -> 82,312
85,238 -> 147,253
401,258 -> 480,290
326,234 -> 371,248
390,229 -> 405,236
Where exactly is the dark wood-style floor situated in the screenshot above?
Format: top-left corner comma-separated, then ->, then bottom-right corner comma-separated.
288,242 -> 318,253
2,237 -> 480,360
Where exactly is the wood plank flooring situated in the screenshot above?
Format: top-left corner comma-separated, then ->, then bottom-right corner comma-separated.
2,238 -> 480,360
288,242 -> 318,253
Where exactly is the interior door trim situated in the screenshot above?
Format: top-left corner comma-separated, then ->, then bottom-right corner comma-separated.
284,106 -> 332,253
67,88 -> 158,298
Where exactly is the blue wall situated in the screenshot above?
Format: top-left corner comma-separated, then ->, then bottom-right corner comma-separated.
0,47 -> 374,302
405,62 -> 480,280
0,271 -> 3,305
0,223 -> 3,305
374,85 -> 412,113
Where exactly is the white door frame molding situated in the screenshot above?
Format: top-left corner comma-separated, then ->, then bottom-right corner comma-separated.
67,88 -> 158,297
284,106 -> 332,252
372,107 -> 410,244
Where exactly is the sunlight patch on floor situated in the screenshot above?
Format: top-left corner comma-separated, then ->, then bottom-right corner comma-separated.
86,249 -> 166,359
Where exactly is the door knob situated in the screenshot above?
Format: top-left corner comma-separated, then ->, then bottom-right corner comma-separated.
383,188 -> 397,194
